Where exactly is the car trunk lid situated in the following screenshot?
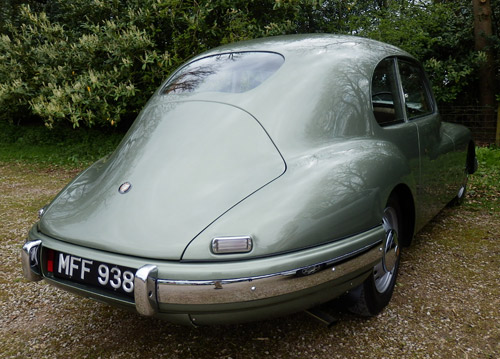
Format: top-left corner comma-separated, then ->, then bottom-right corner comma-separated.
39,100 -> 286,260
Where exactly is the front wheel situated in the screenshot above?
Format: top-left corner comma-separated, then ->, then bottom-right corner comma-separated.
348,195 -> 402,316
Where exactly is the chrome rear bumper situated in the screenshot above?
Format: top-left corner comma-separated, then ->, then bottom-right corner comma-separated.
22,238 -> 382,318
134,243 -> 382,316
21,240 -> 43,282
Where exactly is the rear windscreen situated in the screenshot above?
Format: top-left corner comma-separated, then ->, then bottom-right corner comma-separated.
162,52 -> 284,95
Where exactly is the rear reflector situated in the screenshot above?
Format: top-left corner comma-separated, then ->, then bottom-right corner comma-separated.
211,236 -> 253,254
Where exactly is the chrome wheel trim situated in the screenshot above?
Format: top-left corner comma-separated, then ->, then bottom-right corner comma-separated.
383,229 -> 399,273
374,206 -> 400,293
458,170 -> 468,199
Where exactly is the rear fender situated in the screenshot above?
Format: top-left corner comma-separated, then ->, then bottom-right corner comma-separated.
182,139 -> 417,261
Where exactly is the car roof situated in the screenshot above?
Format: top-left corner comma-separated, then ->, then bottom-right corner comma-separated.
192,34 -> 411,66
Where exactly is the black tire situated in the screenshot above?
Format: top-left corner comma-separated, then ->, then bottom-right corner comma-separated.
348,194 -> 402,316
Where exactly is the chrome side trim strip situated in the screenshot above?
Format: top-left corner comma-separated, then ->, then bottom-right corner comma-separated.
156,244 -> 382,305
134,265 -> 158,316
21,240 -> 43,282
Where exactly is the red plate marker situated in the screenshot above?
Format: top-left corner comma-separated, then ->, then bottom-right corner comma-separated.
47,249 -> 54,273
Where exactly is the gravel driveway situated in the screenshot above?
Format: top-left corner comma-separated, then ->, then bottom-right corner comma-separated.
1,162 -> 499,358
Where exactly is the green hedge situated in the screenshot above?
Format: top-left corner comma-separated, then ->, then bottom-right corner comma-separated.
0,1 -> 170,128
0,0 -> 496,129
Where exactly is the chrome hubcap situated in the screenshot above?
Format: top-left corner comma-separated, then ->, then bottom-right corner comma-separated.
457,185 -> 466,199
382,229 -> 399,273
374,206 -> 400,293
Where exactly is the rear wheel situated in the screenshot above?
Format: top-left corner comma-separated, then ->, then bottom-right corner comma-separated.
348,194 -> 401,316
450,144 -> 476,206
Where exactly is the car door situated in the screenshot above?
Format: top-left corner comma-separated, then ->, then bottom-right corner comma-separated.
396,59 -> 455,229
371,57 -> 421,205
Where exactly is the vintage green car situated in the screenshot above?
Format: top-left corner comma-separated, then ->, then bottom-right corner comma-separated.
22,34 -> 476,326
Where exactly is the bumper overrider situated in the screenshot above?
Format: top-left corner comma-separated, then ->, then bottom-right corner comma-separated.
21,225 -> 385,325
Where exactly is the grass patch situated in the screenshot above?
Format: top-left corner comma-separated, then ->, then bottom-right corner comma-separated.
0,121 -> 125,168
466,145 -> 500,212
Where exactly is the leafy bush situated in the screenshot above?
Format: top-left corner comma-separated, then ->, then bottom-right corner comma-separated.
0,1 -> 171,128
0,0 -> 327,129
0,0 -> 497,129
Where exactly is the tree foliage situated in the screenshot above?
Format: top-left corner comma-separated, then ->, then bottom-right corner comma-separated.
0,0 -> 171,127
0,0 -> 498,128
351,0 -> 488,104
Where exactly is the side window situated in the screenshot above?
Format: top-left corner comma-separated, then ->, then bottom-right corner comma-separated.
398,61 -> 433,119
371,58 -> 405,127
